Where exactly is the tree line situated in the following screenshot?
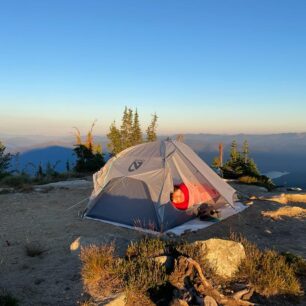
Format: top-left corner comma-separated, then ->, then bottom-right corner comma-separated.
212,139 -> 275,190
73,107 -> 158,172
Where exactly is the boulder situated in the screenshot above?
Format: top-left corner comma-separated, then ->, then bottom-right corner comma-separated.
194,238 -> 246,278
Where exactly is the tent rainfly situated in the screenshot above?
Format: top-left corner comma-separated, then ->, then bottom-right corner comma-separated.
84,140 -> 237,232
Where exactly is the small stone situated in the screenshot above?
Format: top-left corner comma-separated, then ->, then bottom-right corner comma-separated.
105,293 -> 126,306
154,256 -> 174,269
0,187 -> 14,194
203,296 -> 218,306
34,278 -> 45,285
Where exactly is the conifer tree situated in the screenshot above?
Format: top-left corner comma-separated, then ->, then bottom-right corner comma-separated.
66,160 -> 70,172
146,113 -> 158,142
242,140 -> 249,164
0,141 -> 12,177
229,139 -> 239,162
73,121 -> 105,172
120,106 -> 129,150
126,108 -> 134,148
107,108 -> 158,155
107,121 -> 122,155
132,109 -> 143,145
212,157 -> 221,168
36,163 -> 44,178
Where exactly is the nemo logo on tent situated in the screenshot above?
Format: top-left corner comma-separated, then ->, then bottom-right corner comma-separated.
128,160 -> 144,172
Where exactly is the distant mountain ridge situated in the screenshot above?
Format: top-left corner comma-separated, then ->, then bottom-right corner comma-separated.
3,133 -> 306,189
10,146 -> 76,175
2,132 -> 306,154
182,133 -> 306,153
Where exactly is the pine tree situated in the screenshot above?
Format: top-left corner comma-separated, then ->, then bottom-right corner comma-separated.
120,106 -> 129,150
146,113 -> 158,142
107,107 -> 158,155
0,141 -> 12,177
46,161 -> 53,176
107,121 -> 122,155
132,109 -> 143,145
229,139 -> 240,162
212,157 -> 221,168
126,108 -> 134,148
242,140 -> 249,164
36,163 -> 44,178
66,160 -> 70,172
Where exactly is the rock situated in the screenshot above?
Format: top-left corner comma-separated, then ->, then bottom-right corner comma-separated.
154,256 -> 174,269
170,299 -> 189,306
194,238 -> 246,278
105,293 -> 126,306
70,235 -> 133,257
0,187 -> 14,194
203,296 -> 218,306
34,179 -> 92,191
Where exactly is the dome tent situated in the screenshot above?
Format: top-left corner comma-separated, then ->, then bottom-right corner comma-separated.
84,140 -> 237,232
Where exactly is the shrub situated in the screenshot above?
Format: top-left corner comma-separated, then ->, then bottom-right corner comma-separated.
125,288 -> 156,306
126,237 -> 166,259
80,244 -> 124,300
238,176 -> 259,184
0,142 -> 12,178
0,174 -> 31,189
74,144 -> 105,173
81,237 -> 303,304
281,252 -> 306,276
25,242 -> 45,257
238,175 -> 275,191
123,255 -> 168,292
231,234 -> 302,297
262,206 -> 306,220
0,289 -> 18,306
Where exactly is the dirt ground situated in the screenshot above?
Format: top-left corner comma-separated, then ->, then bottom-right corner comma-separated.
0,182 -> 306,306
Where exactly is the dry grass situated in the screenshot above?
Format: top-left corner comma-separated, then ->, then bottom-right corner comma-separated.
281,252 -> 306,276
262,206 -> 306,220
238,176 -> 259,184
78,300 -> 95,306
122,254 -> 168,292
125,237 -> 166,259
80,243 -> 124,300
125,288 -> 156,306
263,193 -> 306,205
0,289 -> 18,306
231,234 -> 303,297
285,193 -> 306,203
81,237 -> 304,304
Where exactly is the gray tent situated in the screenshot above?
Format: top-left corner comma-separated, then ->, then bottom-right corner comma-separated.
84,140 -> 236,231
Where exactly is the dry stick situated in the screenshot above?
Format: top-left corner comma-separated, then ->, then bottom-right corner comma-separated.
186,258 -> 255,306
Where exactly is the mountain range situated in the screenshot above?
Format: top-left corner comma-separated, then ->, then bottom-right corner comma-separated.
2,133 -> 306,188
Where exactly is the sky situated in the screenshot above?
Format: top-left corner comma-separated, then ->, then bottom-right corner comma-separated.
1,0 -> 306,136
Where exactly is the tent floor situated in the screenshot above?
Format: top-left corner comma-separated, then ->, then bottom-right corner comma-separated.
85,202 -> 247,236
166,202 -> 247,235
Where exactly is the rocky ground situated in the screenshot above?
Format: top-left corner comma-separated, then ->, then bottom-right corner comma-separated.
0,181 -> 305,305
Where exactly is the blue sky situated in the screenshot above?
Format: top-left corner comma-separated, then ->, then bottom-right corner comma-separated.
1,0 -> 306,136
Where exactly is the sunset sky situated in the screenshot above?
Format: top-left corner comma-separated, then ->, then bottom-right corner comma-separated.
1,0 -> 306,136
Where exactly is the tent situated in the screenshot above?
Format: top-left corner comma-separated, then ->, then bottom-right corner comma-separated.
84,140 -> 237,232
